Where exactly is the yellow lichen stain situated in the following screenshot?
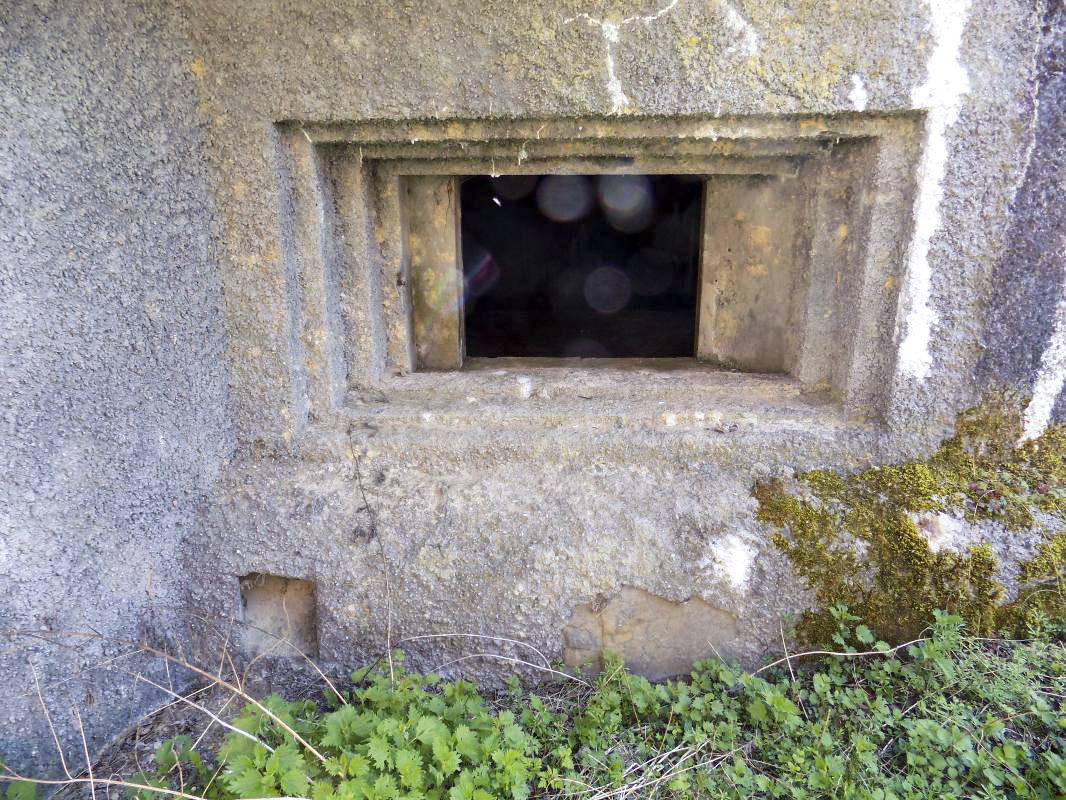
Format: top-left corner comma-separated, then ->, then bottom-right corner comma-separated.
734,210 -> 749,222
834,270 -> 842,288
884,274 -> 897,290
748,225 -> 773,249
715,309 -> 738,339
189,57 -> 205,80
836,223 -> 848,240
746,262 -> 769,278
233,180 -> 247,198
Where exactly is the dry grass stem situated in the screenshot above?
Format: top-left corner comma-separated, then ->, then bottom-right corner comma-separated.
131,672 -> 273,753
430,652 -> 591,687
399,633 -> 552,668
31,661 -> 72,779
139,646 -> 326,765
753,637 -> 932,675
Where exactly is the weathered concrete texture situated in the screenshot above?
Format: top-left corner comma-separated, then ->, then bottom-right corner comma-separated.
698,173 -> 805,374
978,2 -> 1066,424
176,0 -> 1052,690
0,0 -> 231,777
184,422 -> 827,681
563,587 -> 740,681
3,0 -> 1062,777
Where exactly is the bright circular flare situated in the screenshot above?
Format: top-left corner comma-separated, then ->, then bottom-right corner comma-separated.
536,175 -> 593,223
583,266 -> 632,314
597,175 -> 653,232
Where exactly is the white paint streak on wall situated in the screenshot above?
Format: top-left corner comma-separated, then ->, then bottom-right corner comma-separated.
565,0 -> 681,114
516,375 -> 534,399
1021,266 -> 1066,442
718,0 -> 759,56
713,534 -> 753,589
848,74 -> 868,111
896,0 -> 972,381
600,22 -> 629,112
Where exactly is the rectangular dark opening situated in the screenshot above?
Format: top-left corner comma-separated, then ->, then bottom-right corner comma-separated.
460,174 -> 702,358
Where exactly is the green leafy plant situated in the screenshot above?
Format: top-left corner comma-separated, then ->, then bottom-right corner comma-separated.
6,614 -> 1064,800
521,611 -> 1066,799
129,653 -> 535,800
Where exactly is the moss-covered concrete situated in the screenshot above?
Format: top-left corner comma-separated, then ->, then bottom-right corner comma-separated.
755,397 -> 1066,645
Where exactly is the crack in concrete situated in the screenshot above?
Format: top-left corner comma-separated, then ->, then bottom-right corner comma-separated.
565,0 -> 680,114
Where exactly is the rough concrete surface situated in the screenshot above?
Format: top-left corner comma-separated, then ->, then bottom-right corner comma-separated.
978,2 -> 1066,425
1,0 -> 232,777
2,0 -> 1064,779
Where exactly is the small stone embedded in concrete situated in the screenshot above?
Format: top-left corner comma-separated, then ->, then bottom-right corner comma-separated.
562,586 -> 739,680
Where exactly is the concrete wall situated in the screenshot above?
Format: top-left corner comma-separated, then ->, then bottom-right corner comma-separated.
978,2 -> 1066,435
2,0 -> 1064,776
179,0 -> 1062,683
0,0 -> 232,776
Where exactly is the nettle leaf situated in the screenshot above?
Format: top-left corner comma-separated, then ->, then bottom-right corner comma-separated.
855,625 -> 875,645
367,735 -> 392,770
281,768 -> 311,796
127,772 -> 167,800
447,770 -> 476,800
501,724 -> 525,749
153,739 -> 179,771
379,717 -> 405,744
371,773 -> 399,800
415,716 -> 448,747
394,749 -> 425,789
268,743 -> 306,778
323,705 -> 359,749
452,726 -> 479,763
747,699 -> 768,724
338,778 -> 372,800
432,738 -> 460,776
347,753 -> 372,779
227,765 -> 272,798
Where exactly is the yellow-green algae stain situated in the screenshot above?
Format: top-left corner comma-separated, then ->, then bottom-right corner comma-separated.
755,397 -> 1066,646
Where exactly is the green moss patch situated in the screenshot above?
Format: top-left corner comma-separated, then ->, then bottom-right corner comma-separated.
755,397 -> 1066,645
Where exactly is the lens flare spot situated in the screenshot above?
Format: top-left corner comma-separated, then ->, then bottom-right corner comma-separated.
584,265 -> 632,314
597,175 -> 654,232
536,175 -> 593,223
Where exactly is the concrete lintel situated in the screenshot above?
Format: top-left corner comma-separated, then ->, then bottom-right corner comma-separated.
354,138 -> 827,161
297,113 -> 917,147
375,155 -> 800,177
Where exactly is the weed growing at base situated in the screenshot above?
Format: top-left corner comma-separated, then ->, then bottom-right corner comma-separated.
8,611 -> 1062,800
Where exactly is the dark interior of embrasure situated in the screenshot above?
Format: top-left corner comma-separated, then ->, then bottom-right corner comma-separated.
460,174 -> 703,358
